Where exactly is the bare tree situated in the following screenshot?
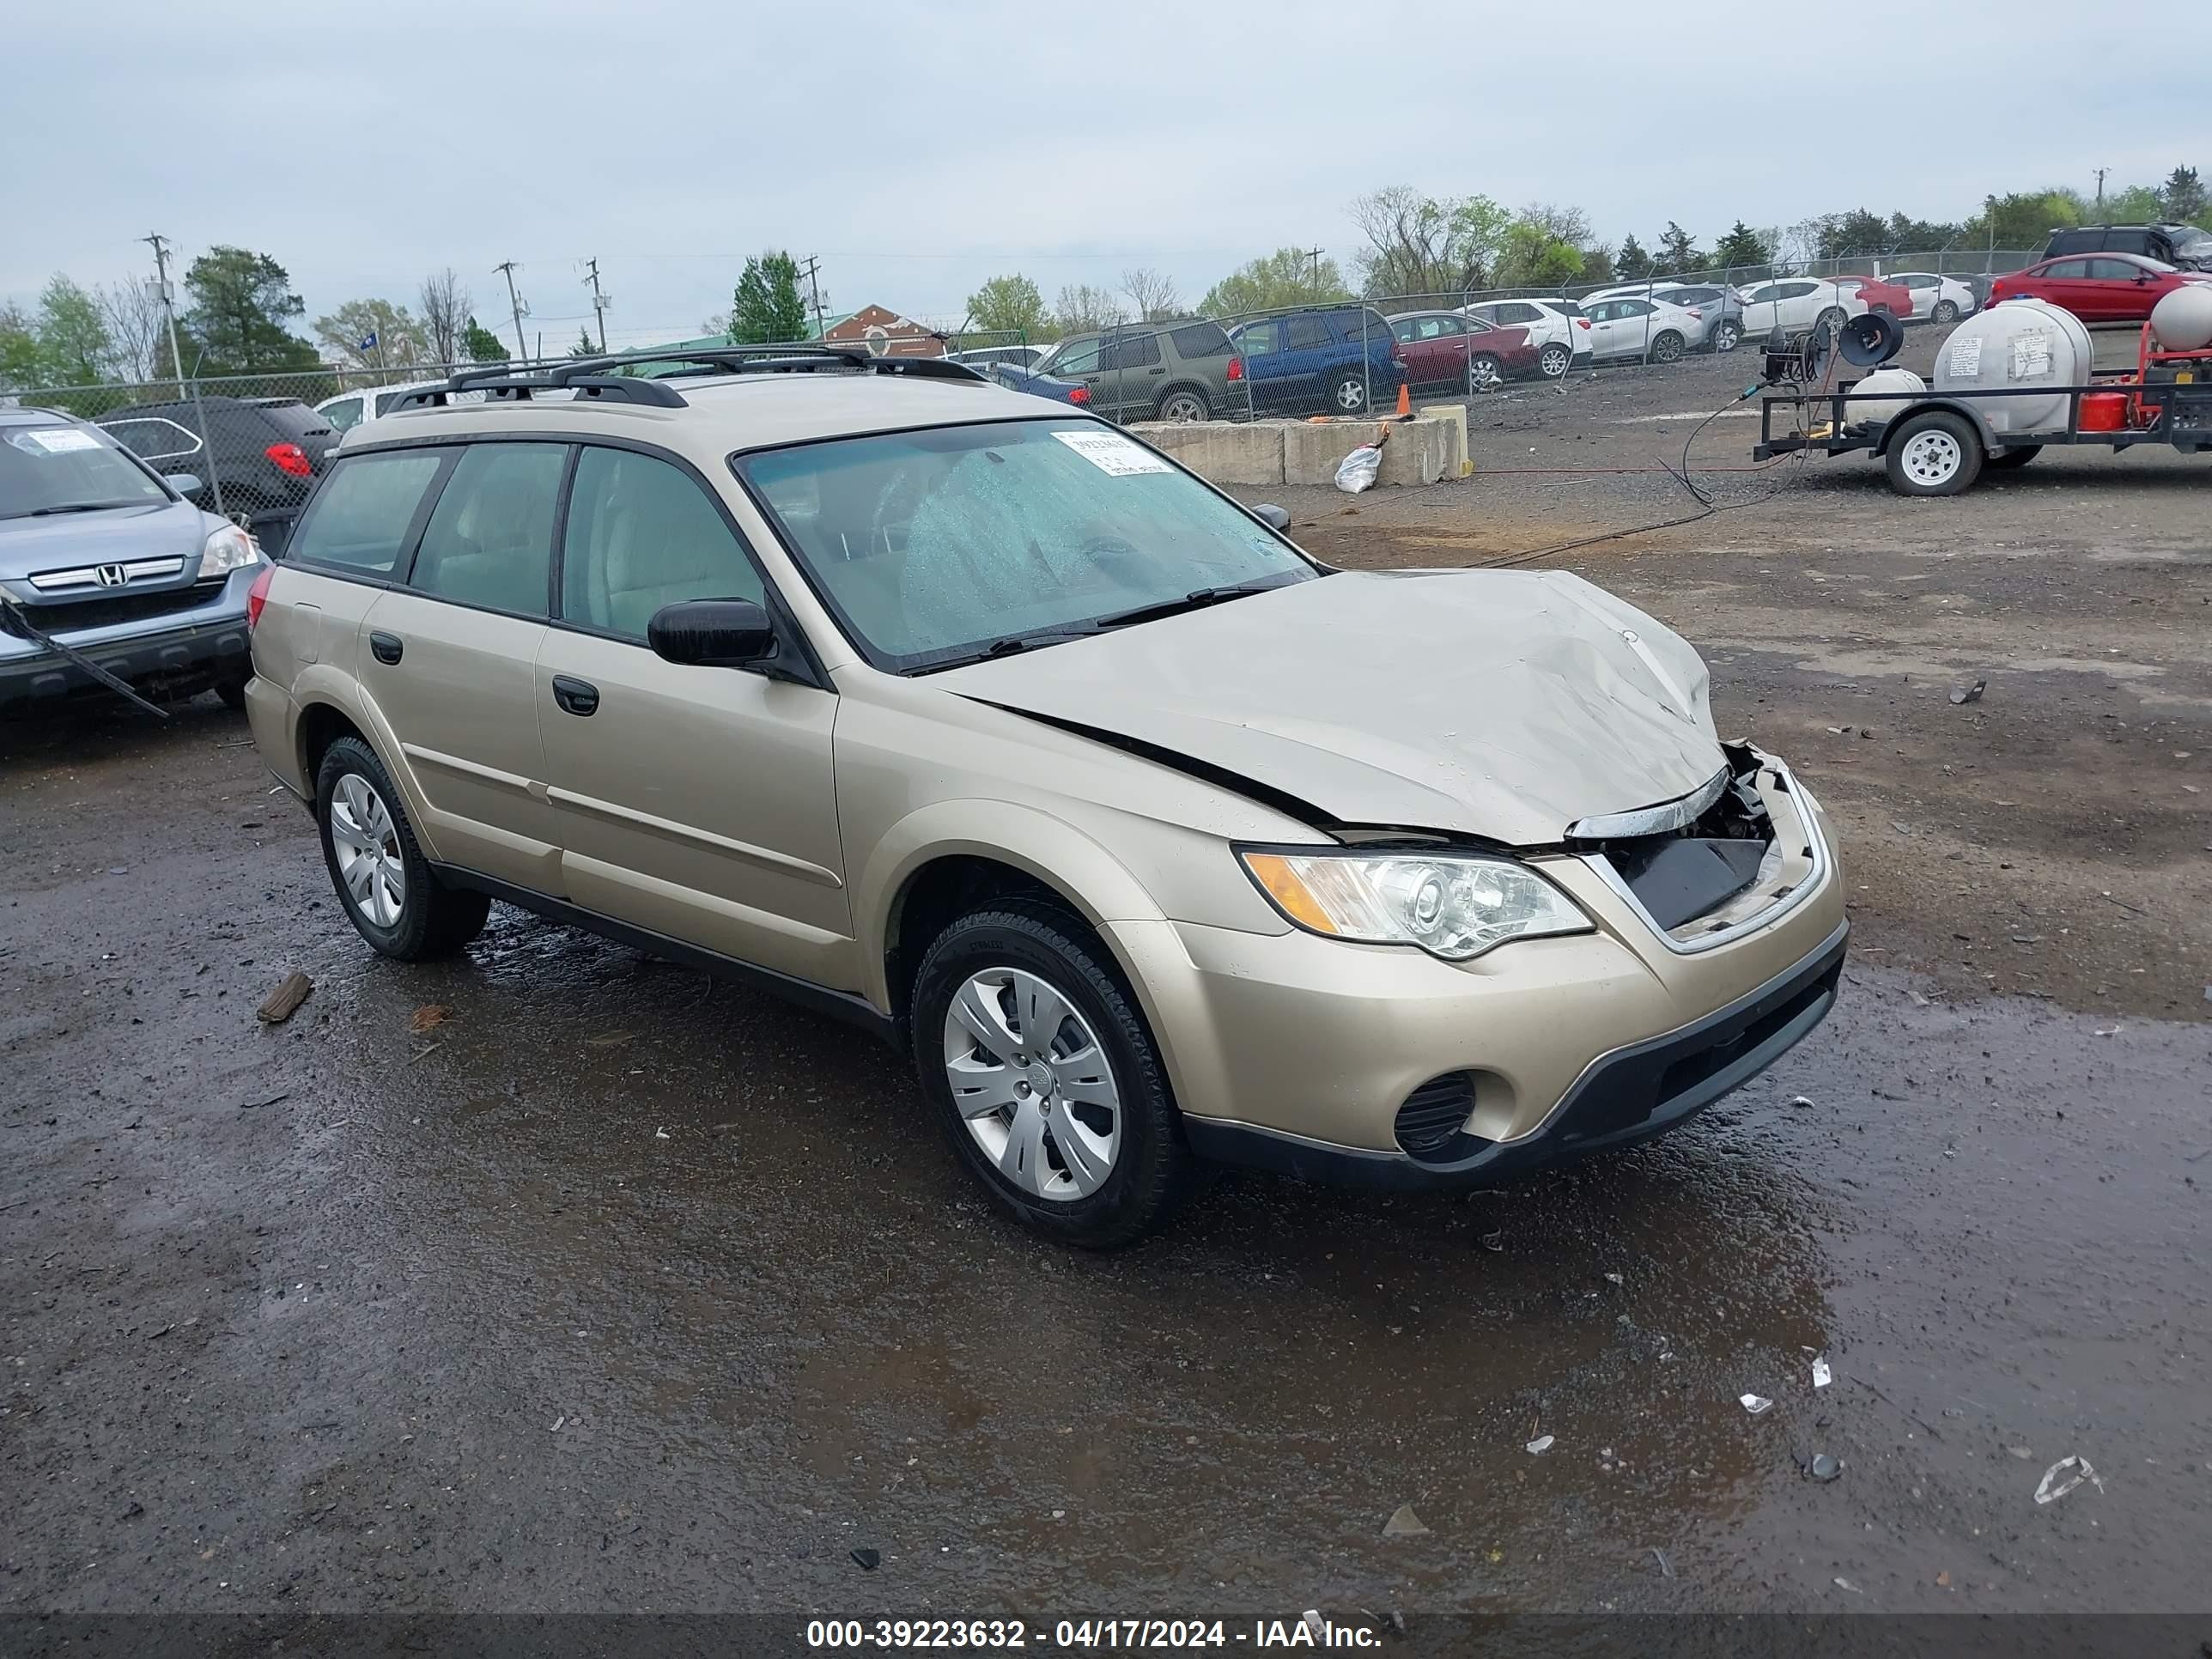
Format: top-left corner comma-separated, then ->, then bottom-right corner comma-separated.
95,280 -> 165,381
1120,267 -> 1182,321
418,268 -> 471,366
1054,283 -> 1127,333
1348,185 -> 1508,297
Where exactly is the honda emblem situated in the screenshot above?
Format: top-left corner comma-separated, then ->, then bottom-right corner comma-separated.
96,563 -> 127,587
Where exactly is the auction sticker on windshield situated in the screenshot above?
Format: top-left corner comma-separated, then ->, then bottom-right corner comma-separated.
1052,429 -> 1173,477
11,428 -> 103,455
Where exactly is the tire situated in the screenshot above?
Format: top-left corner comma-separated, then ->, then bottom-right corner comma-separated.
1932,299 -> 1960,325
1468,354 -> 1503,392
911,902 -> 1191,1249
314,735 -> 490,961
1538,342 -> 1571,379
1987,444 -> 2041,470
1884,410 -> 1984,497
1814,306 -> 1848,341
1649,331 -> 1685,364
1711,319 -> 1741,354
215,674 -> 250,711
1327,371 -> 1369,414
1156,386 -> 1210,422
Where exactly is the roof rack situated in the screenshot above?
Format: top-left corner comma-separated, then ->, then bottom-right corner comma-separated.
394,344 -> 987,414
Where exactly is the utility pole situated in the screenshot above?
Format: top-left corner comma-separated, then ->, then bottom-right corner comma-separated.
582,258 -> 611,352
2094,167 -> 2108,213
141,233 -> 225,519
1306,246 -> 1323,295
799,254 -> 826,339
494,261 -> 528,361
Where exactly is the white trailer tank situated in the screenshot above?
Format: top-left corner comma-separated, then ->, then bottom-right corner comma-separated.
1931,298 -> 2093,434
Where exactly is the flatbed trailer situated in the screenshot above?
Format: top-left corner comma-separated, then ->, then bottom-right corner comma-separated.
1753,374 -> 2212,495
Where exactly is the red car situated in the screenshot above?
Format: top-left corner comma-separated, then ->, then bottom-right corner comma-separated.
1388,310 -> 1540,391
1833,275 -> 1913,318
1988,252 -> 2212,323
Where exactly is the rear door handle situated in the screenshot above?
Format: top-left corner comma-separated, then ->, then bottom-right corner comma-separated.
550,674 -> 599,717
369,630 -> 403,665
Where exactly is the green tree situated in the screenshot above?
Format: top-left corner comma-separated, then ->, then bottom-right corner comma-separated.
1490,217 -> 1583,290
569,327 -> 599,358
1578,244 -> 1616,284
463,317 -> 509,362
2104,184 -> 2164,223
1200,247 -> 1352,316
1653,221 -> 1703,276
0,301 -> 41,389
1348,186 -> 1512,297
312,298 -> 429,371
965,273 -> 1047,337
1966,189 -> 2087,249
34,275 -> 113,385
2161,165 -> 2207,223
1811,209 -> 1890,259
1615,234 -> 1652,280
1711,221 -> 1772,271
1884,212 -> 1959,252
178,246 -> 319,374
729,251 -> 808,343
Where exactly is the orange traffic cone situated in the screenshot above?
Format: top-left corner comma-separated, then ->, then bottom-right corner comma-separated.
1395,381 -> 1412,418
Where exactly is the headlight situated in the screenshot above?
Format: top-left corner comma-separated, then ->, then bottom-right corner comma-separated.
1239,848 -> 1592,961
201,524 -> 262,577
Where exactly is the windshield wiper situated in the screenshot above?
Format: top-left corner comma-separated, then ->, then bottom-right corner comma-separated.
19,501 -> 142,519
1093,580 -> 1279,630
915,627 -> 1098,674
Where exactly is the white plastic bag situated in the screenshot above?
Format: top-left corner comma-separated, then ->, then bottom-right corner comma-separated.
1334,444 -> 1382,494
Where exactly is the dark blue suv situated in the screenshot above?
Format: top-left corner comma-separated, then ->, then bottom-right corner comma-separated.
1227,305 -> 1407,416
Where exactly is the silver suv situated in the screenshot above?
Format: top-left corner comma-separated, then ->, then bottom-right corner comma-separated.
245,347 -> 1846,1247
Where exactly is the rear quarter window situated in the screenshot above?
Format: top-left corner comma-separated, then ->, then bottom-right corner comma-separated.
1167,321 -> 1231,358
289,449 -> 447,575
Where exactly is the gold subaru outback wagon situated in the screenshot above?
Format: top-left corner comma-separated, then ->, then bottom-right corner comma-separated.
244,348 -> 1845,1247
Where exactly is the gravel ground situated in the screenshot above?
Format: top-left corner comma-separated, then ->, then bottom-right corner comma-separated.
3,345 -> 2208,1642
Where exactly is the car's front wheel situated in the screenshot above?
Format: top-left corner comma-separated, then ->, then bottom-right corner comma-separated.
911,902 -> 1190,1249
1538,342 -> 1571,379
315,735 -> 490,960
1468,353 -> 1503,392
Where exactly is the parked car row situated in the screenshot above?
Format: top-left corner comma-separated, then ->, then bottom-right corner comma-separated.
92,394 -> 339,555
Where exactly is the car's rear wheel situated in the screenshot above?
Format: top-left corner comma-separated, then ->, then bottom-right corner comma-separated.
1157,386 -> 1210,422
1538,342 -> 1571,379
1932,299 -> 1960,325
215,674 -> 249,711
911,902 -> 1190,1249
1649,330 -> 1685,364
315,735 -> 490,961
1815,306 -> 1848,340
1711,319 -> 1741,353
1328,371 -> 1370,413
1468,354 -> 1503,392
1885,410 -> 1984,497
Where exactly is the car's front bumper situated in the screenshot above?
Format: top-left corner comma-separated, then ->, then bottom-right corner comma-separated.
1112,761 -> 1847,1189
0,579 -> 254,710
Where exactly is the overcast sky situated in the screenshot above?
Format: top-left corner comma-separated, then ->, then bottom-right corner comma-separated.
6,0 -> 2200,353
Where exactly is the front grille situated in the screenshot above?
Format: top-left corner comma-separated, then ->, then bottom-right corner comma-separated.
1,583 -> 216,639
1395,1073 -> 1477,1158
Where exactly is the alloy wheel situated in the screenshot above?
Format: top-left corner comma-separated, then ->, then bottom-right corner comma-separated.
942,967 -> 1121,1201
1539,343 -> 1570,378
330,773 -> 405,929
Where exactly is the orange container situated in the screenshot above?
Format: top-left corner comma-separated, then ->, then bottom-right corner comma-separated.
2079,392 -> 2128,432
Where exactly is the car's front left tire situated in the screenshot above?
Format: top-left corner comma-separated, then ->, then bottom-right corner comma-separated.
911,902 -> 1191,1249
314,735 -> 490,961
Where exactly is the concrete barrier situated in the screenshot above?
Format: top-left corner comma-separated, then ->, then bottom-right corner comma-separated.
1128,421 -> 1284,485
1419,403 -> 1472,477
1282,418 -> 1449,487
1130,416 -> 1455,489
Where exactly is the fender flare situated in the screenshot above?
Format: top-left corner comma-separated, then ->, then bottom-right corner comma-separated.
1869,397 -> 2000,458
289,666 -> 447,861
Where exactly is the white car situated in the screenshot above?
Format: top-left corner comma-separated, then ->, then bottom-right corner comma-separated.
314,380 -> 453,438
1463,298 -> 1593,378
1887,273 -> 1978,325
1736,278 -> 1869,341
1578,295 -> 1710,362
948,344 -> 1048,372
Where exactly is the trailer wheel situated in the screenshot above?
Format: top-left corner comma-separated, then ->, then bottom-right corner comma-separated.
1987,444 -> 2041,470
1885,410 -> 1983,497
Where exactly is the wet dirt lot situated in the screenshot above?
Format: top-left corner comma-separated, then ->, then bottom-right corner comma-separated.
3,349 -> 2209,1637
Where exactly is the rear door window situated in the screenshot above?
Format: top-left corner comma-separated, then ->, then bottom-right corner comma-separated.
408,442 -> 567,615
1098,332 -> 1162,371
289,449 -> 448,575
2087,258 -> 2143,281
1285,316 -> 1329,350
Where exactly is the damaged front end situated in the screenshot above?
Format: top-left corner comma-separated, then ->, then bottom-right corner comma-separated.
1565,743 -> 1829,952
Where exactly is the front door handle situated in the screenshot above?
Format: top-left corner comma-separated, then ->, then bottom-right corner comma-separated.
550,674 -> 599,717
369,630 -> 403,665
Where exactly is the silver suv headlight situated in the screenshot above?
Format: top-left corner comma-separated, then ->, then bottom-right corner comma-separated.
201,523 -> 262,577
1239,848 -> 1592,962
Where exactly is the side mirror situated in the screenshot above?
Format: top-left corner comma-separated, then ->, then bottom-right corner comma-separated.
647,598 -> 778,668
164,473 -> 204,496
1250,502 -> 1291,532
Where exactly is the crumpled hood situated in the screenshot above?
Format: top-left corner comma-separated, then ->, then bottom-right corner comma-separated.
935,568 -> 1726,846
0,498 -> 221,582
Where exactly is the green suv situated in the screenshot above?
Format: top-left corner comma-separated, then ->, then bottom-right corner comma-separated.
1035,319 -> 1239,423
